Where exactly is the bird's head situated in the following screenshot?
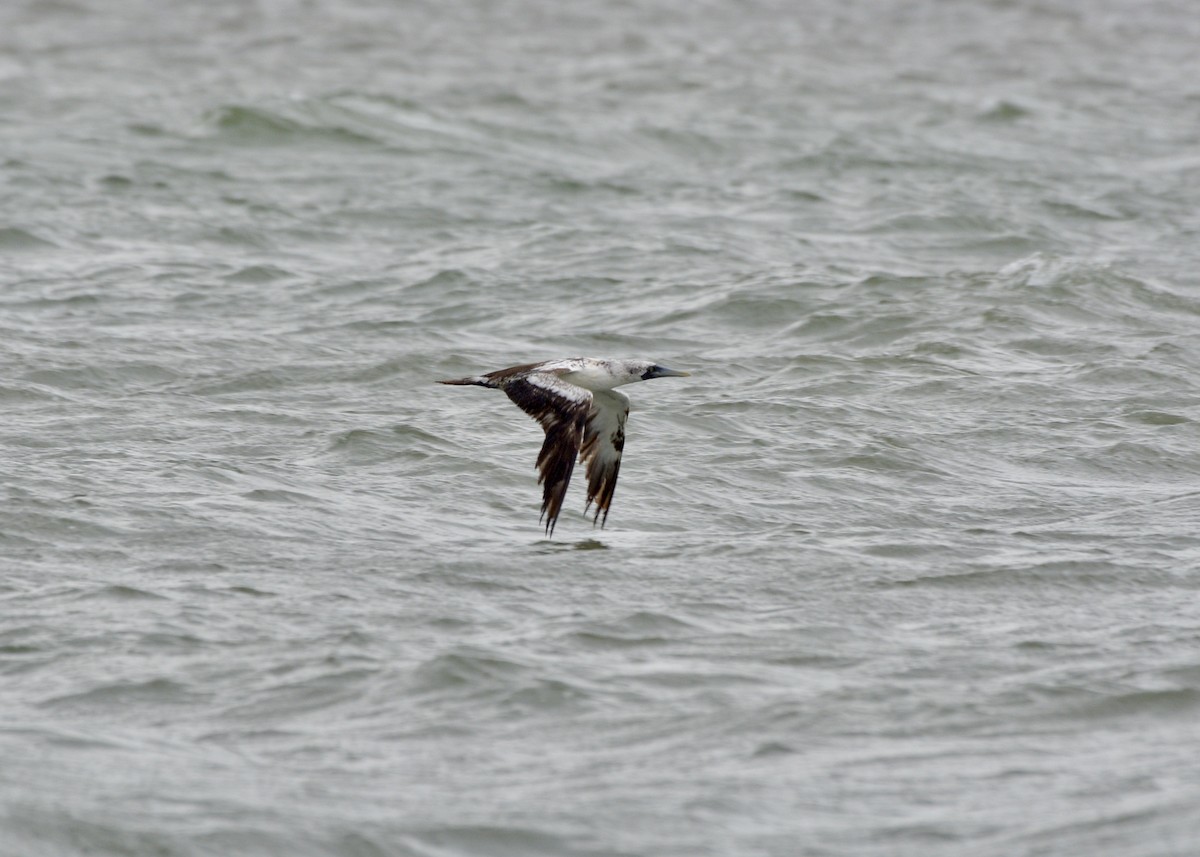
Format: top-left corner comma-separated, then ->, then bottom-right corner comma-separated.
630,360 -> 691,382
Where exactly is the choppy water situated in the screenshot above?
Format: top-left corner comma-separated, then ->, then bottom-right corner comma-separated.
4,1 -> 1200,855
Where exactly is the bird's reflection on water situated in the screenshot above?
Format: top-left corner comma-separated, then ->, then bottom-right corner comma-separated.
533,537 -> 609,553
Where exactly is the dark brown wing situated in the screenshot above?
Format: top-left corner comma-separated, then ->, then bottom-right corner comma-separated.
500,373 -> 592,536
580,390 -> 630,528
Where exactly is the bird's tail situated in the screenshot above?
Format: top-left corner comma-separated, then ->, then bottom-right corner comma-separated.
438,375 -> 497,388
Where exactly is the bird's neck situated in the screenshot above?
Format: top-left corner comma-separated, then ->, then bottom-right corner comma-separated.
560,366 -> 630,391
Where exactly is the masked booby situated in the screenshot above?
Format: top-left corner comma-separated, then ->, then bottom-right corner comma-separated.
440,358 -> 691,536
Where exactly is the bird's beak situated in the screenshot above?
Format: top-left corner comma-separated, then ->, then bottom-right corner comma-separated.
651,365 -> 691,378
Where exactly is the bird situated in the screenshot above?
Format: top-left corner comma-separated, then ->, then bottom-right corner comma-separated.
440,358 -> 691,536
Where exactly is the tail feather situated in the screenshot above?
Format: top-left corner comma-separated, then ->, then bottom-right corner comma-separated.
439,376 -> 495,387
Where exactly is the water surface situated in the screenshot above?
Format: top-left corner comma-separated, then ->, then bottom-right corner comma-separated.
3,1 -> 1200,855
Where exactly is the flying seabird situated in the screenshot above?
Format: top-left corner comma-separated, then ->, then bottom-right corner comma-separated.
440,358 -> 691,536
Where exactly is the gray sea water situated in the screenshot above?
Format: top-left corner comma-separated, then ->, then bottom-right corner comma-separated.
4,1 -> 1200,855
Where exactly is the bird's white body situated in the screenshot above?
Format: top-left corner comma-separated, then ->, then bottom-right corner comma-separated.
537,358 -> 647,391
